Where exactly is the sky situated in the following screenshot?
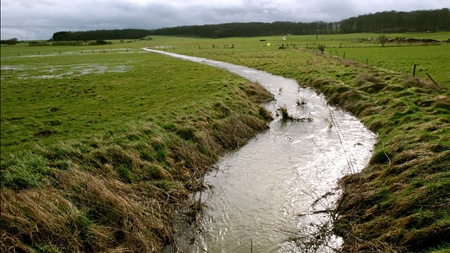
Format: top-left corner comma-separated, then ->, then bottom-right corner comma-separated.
1,0 -> 448,40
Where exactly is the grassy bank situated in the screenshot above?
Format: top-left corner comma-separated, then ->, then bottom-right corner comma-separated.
2,33 -> 449,252
164,34 -> 450,252
1,43 -> 273,251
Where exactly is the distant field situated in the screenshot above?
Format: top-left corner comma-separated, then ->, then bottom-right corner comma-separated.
143,32 -> 450,86
3,32 -> 448,88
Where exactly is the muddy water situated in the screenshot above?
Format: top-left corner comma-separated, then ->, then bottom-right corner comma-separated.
143,49 -> 376,252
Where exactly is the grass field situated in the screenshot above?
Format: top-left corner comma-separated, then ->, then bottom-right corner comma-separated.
143,32 -> 450,86
1,39 -> 274,252
1,32 -> 449,252
1,47 -> 267,156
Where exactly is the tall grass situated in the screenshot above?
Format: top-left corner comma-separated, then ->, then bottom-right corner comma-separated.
1,42 -> 273,251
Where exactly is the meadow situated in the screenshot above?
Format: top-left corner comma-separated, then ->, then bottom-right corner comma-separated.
1,40 -> 273,252
1,32 -> 449,252
143,32 -> 450,86
1,46 -> 265,156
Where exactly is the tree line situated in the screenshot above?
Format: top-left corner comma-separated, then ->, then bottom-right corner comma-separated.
1,38 -> 19,45
150,9 -> 449,37
48,8 -> 449,41
147,21 -> 340,38
340,8 -> 450,33
51,29 -> 152,41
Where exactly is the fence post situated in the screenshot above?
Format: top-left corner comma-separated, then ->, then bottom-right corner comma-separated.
426,72 -> 438,86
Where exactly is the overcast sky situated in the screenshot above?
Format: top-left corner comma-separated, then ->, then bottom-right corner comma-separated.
1,0 -> 448,40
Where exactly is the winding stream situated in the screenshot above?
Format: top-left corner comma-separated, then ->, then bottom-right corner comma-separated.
143,49 -> 376,252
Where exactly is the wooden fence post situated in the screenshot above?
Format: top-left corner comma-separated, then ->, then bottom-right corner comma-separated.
426,72 -> 438,86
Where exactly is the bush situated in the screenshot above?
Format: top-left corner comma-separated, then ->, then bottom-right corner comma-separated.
317,44 -> 325,53
378,34 -> 388,47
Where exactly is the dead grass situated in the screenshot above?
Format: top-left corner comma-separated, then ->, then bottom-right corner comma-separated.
356,73 -> 383,86
1,168 -> 168,252
277,106 -> 293,121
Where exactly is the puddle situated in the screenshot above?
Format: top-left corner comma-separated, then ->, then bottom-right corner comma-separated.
1,63 -> 130,79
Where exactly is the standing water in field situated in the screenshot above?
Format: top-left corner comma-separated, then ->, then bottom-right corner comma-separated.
143,49 -> 376,252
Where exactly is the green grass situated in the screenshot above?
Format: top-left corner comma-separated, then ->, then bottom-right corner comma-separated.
154,33 -> 449,252
142,32 -> 450,87
333,45 -> 450,85
0,45 -> 262,157
1,39 -> 273,252
1,32 -> 449,252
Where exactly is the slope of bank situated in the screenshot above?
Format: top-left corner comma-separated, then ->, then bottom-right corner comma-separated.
1,52 -> 273,252
177,48 -> 450,252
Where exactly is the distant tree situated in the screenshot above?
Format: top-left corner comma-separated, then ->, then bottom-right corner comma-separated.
51,31 -> 70,41
1,38 -> 19,45
50,29 -> 153,41
95,40 -> 111,45
378,34 -> 388,47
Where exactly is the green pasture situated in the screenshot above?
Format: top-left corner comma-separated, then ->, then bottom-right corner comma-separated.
1,35 -> 274,252
1,32 -> 449,252
142,32 -> 450,86
1,42 -> 265,157
331,44 -> 450,85
4,32 -> 449,88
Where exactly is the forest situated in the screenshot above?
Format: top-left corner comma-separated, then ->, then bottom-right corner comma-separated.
48,8 -> 450,41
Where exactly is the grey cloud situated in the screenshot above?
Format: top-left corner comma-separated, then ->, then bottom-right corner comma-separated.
1,0 -> 448,40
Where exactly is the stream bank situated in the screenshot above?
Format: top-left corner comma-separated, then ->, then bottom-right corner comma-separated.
144,49 -> 377,252
164,47 -> 450,252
